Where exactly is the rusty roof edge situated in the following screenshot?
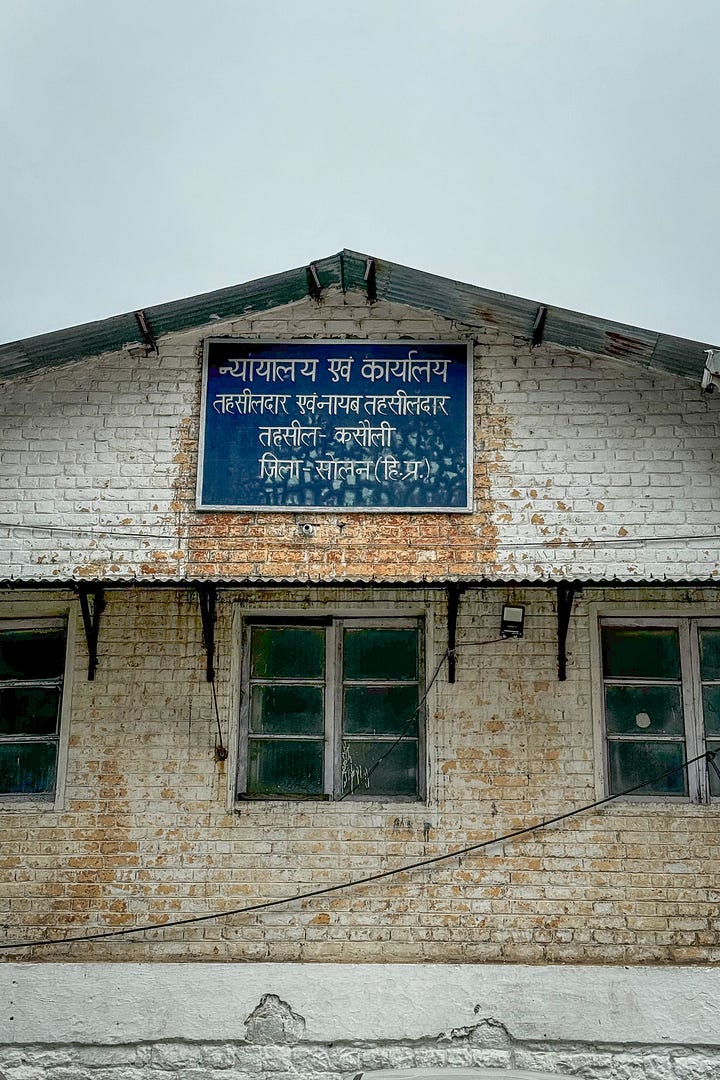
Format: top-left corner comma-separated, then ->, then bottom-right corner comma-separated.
0,254 -> 345,378
357,250 -> 718,376
1,248 -> 718,380
2,574 -> 719,590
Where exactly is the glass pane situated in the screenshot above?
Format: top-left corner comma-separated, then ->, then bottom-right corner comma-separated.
0,741 -> 57,795
607,740 -> 687,796
706,739 -> 720,797
344,684 -> 419,735
702,686 -> 720,737
250,684 -> 324,735
344,628 -> 418,681
0,629 -> 65,681
699,629 -> 720,681
0,687 -> 61,736
601,627 -> 680,680
605,684 -> 684,735
246,738 -> 323,796
341,738 -> 418,797
250,627 -> 325,679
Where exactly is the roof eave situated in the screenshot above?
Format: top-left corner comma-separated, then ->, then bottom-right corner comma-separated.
1,248 -> 716,382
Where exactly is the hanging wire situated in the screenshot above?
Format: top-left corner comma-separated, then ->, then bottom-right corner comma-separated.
210,678 -> 228,761
1,749 -> 715,953
338,638 -> 512,800
2,517 -> 720,551
338,647 -> 450,801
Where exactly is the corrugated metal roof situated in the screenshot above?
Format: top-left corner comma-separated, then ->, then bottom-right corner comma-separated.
1,249 -> 716,381
2,572 -> 719,589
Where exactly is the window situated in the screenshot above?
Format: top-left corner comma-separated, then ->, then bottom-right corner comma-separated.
237,617 -> 424,800
0,619 -> 69,801
599,617 -> 720,802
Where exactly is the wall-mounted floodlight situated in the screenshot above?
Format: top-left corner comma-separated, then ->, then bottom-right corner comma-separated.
500,604 -> 525,638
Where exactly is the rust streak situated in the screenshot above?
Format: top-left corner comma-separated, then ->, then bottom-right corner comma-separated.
605,331 -> 652,359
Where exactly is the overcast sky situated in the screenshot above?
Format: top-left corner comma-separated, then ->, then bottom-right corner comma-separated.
2,0 -> 719,345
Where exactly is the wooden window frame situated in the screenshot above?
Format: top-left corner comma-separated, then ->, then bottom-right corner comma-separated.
236,615 -> 426,803
0,614 -> 74,809
595,615 -> 720,804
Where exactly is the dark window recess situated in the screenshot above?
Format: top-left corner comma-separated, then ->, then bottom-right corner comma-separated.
240,620 -> 422,800
600,620 -> 720,803
0,625 -> 66,798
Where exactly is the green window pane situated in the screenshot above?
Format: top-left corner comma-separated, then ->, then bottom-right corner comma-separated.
344,684 -> 419,735
342,738 -> 418,798
706,739 -> 720,797
344,628 -> 418,681
601,628 -> 680,680
0,687 -> 61,736
699,629 -> 720,682
607,740 -> 687,797
250,684 -> 324,735
605,684 -> 684,735
246,738 -> 323,796
702,686 -> 720,737
0,629 -> 65,680
0,741 -> 57,796
250,627 -> 325,679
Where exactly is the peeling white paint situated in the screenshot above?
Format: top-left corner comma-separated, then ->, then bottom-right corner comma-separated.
2,962 -> 719,1047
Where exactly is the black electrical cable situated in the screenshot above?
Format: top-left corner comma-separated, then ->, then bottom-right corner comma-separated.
338,639 -> 510,800
210,678 -> 228,761
337,648 -> 450,801
707,753 -> 720,785
450,638 -> 508,648
2,518 -> 720,551
1,749 -> 714,953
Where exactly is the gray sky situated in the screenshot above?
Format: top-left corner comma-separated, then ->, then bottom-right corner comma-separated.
2,0 -> 719,345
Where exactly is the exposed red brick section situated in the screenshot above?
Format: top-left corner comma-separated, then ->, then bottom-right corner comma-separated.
172,295 -> 510,581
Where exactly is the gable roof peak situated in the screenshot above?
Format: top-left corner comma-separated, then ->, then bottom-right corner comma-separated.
0,250 -> 715,383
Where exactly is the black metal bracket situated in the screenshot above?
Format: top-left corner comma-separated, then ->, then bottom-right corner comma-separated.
77,585 -> 105,681
531,305 -> 548,349
364,258 -> 377,304
557,582 -> 579,681
134,309 -> 158,354
306,263 -> 323,301
198,584 -> 217,682
447,584 -> 465,684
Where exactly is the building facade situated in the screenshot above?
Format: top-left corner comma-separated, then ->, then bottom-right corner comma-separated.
1,251 -> 720,1079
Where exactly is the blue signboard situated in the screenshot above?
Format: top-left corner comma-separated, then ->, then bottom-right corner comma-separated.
197,340 -> 472,512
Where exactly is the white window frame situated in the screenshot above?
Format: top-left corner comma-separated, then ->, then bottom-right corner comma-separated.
591,612 -> 720,804
0,607 -> 75,811
234,609 -> 428,803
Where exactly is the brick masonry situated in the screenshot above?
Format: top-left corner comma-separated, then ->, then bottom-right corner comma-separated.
3,287 -> 720,1075
1,585 -> 719,964
0,288 -> 719,582
3,1022 -> 719,1080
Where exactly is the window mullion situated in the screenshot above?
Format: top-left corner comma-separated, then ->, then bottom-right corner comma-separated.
326,621 -> 340,798
686,620 -> 709,803
236,622 -> 252,796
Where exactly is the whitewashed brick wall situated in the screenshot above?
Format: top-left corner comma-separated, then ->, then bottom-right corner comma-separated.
3,289 -> 720,1076
0,288 -> 719,582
